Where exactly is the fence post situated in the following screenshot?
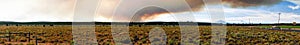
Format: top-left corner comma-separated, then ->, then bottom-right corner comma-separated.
8,31 -> 11,41
28,32 -> 31,42
35,35 -> 38,45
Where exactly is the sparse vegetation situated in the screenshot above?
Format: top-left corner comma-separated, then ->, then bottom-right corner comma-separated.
259,26 -> 300,28
0,25 -> 300,45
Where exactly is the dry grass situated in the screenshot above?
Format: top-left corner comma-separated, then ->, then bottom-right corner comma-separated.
0,25 -> 300,45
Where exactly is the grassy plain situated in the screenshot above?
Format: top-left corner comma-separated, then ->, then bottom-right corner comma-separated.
259,26 -> 300,28
0,25 -> 300,45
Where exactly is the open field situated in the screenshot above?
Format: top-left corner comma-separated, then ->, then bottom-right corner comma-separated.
259,26 -> 300,28
0,25 -> 300,45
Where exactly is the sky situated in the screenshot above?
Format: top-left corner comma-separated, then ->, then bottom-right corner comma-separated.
147,0 -> 300,23
0,0 -> 299,23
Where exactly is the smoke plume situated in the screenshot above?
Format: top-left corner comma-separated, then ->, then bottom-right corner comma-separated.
100,0 -> 206,22
131,7 -> 170,21
0,0 -> 284,22
127,0 -> 283,21
222,0 -> 282,8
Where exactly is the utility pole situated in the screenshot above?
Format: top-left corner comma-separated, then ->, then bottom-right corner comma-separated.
294,18 -> 297,22
294,18 -> 297,26
278,13 -> 281,24
249,18 -> 251,24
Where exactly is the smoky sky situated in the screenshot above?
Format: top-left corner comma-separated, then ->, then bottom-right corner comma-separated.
114,0 -> 283,21
222,0 -> 283,8
131,7 -> 170,21
0,0 -> 284,22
